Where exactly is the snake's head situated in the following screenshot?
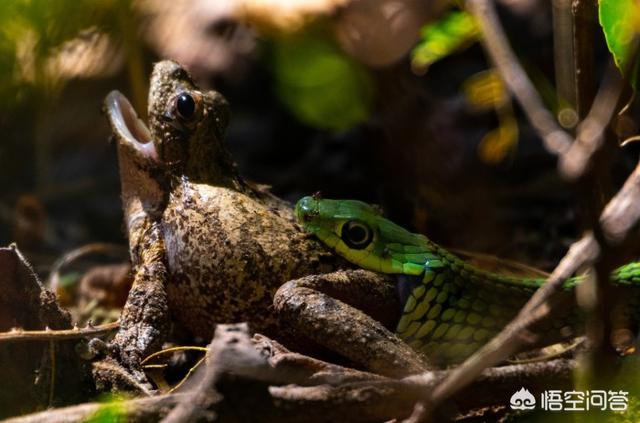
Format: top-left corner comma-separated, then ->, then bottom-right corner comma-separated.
295,196 -> 432,275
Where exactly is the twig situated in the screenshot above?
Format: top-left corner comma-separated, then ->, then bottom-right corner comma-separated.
469,0 -> 639,183
47,242 -> 128,291
552,0 -> 577,120
92,360 -> 155,397
559,66 -> 632,180
272,359 -> 574,422
600,160 -> 640,244
408,4 -> 640,421
5,354 -> 575,423
141,346 -> 209,365
559,35 -> 640,180
3,394 -> 181,423
583,155 -> 640,382
160,323 -> 269,423
405,234 -> 598,422
0,321 -> 119,343
410,140 -> 640,420
48,340 -> 55,407
571,0 -> 597,119
468,0 -> 574,155
253,334 -> 387,385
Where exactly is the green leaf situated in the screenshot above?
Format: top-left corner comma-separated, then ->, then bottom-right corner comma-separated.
411,10 -> 480,74
273,33 -> 374,132
599,0 -> 640,78
0,0 -> 123,110
58,271 -> 81,288
84,394 -> 127,423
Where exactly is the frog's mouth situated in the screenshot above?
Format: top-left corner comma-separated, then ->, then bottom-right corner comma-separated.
105,91 -> 158,161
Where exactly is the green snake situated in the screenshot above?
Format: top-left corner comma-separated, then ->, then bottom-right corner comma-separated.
295,196 -> 640,364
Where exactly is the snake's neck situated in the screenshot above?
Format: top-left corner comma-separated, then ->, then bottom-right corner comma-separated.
409,240 -> 549,291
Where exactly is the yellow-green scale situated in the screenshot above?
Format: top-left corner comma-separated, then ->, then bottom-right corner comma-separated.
395,265 -> 535,363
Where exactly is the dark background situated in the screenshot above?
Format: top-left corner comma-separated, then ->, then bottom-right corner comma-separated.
1,0 -> 637,276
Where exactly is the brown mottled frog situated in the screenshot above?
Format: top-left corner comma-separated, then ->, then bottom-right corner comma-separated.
104,60 -> 428,379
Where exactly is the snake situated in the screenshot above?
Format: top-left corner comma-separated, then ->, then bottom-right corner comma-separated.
295,196 -> 640,364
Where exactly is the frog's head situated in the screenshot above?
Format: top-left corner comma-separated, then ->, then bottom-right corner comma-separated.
295,196 -> 435,275
105,60 -> 236,184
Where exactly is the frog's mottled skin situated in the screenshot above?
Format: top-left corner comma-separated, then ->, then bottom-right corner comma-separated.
105,61 -> 430,378
112,60 -> 338,336
163,182 -> 334,336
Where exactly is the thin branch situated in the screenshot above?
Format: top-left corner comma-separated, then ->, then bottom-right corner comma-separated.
559,35 -> 640,180
559,65 -> 633,179
552,0 -> 577,118
468,0 -> 574,154
5,355 -> 575,423
407,29 -> 640,405
273,359 -> 575,422
92,360 -> 155,396
47,242 -> 128,290
469,0 -> 639,183
571,0 -> 597,119
405,234 -> 598,422
3,394 -> 181,423
601,160 -> 640,244
408,156 -> 640,421
161,323 -> 290,423
156,325 -> 575,422
0,321 -> 119,343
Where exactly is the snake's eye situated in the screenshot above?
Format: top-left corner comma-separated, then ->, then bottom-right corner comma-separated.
341,220 -> 373,249
175,92 -> 196,120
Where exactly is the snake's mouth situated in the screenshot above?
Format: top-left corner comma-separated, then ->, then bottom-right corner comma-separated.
105,91 -> 158,161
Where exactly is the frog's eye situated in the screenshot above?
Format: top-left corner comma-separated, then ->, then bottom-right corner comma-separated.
341,220 -> 373,250
175,92 -> 198,120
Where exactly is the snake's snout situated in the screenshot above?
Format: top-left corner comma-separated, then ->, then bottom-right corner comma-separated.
294,196 -> 320,224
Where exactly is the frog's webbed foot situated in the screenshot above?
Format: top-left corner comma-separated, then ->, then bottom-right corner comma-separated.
108,223 -> 170,387
93,355 -> 155,395
274,269 -> 434,377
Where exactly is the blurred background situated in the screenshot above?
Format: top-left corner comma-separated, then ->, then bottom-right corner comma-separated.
1,0 -> 637,284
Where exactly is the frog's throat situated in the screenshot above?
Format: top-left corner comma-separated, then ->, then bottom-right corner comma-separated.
106,91 -> 158,161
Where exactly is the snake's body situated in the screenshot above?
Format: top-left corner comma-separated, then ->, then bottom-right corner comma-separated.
295,196 -> 640,363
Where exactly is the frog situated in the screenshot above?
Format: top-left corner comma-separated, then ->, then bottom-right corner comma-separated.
104,60 -> 429,380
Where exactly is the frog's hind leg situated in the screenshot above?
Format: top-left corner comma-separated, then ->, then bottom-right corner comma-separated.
274,269 -> 434,377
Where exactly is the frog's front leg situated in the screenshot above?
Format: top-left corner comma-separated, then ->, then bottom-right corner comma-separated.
109,220 -> 170,381
274,269 -> 433,377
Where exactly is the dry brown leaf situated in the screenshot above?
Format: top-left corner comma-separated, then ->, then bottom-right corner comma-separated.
16,28 -> 123,85
78,263 -> 133,310
237,0 -> 448,67
46,29 -> 123,80
335,0 -> 440,67
236,0 -> 351,32
0,246 -> 89,417
139,0 -> 257,82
